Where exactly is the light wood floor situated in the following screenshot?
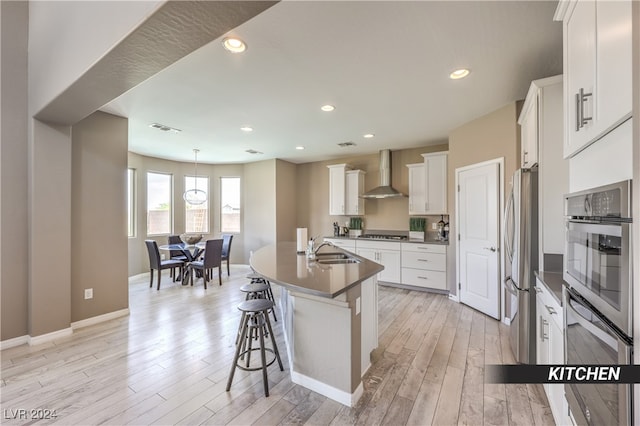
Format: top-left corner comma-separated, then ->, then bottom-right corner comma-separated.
1,265 -> 555,425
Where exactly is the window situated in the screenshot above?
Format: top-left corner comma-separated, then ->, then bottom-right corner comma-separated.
185,175 -> 209,233
146,172 -> 172,235
220,177 -> 241,233
127,168 -> 136,237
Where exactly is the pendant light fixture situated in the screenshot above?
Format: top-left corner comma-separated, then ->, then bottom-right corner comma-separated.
183,149 -> 207,205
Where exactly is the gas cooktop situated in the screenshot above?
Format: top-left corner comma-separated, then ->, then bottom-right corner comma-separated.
357,234 -> 408,240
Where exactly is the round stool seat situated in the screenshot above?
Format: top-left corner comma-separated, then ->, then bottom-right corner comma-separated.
238,298 -> 274,313
246,272 -> 264,280
240,283 -> 269,294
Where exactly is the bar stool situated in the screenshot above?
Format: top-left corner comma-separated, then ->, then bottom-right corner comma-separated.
240,282 -> 270,300
246,273 -> 277,321
226,299 -> 283,397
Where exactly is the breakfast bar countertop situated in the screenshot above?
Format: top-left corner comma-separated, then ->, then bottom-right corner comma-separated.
250,242 -> 384,298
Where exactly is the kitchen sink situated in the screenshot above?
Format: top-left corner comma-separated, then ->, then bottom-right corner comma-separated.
316,258 -> 361,265
314,252 -> 350,260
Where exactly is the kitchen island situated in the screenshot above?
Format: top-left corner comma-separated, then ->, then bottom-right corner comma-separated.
250,242 -> 384,406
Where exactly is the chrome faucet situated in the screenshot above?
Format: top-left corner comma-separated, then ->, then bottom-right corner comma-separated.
313,241 -> 335,255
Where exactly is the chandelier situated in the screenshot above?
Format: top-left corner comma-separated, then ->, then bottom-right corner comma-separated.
183,149 -> 207,205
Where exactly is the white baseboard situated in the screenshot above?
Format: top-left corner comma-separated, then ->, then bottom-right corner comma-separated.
28,328 -> 73,346
448,293 -> 460,303
291,370 -> 363,407
0,335 -> 29,350
71,308 -> 129,330
2,308 -> 130,350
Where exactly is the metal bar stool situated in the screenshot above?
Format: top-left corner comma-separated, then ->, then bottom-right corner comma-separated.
246,273 -> 277,321
226,299 -> 283,397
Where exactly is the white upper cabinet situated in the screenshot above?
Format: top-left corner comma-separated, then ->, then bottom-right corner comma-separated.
423,152 -> 448,215
345,170 -> 365,215
519,90 -> 539,168
524,76 -> 567,265
407,152 -> 448,215
328,164 -> 349,215
556,0 -> 632,158
328,164 -> 365,216
407,163 -> 426,215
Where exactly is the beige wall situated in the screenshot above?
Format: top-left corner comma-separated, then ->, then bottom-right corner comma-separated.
72,112 -> 129,322
1,0 -> 29,340
244,159 -> 277,258
127,152 -> 245,276
30,120 -> 73,336
296,145 -> 448,238
447,102 -> 522,298
275,159 -> 298,242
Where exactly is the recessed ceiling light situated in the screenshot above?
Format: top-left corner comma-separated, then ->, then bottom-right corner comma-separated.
240,126 -> 253,132
222,37 -> 246,53
149,122 -> 181,133
363,133 -> 375,139
449,68 -> 470,79
296,146 -> 305,150
321,104 -> 335,112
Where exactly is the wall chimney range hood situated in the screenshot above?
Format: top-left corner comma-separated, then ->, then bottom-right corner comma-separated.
361,149 -> 406,199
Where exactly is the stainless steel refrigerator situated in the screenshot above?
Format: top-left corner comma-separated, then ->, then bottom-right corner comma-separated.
504,167 -> 538,364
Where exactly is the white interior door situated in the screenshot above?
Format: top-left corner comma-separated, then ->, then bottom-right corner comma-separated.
457,161 -> 501,319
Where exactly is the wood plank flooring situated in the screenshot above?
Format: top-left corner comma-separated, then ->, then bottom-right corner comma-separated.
1,265 -> 555,425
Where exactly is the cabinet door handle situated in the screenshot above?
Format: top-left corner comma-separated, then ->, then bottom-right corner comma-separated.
545,305 -> 557,316
575,91 -> 582,131
540,317 -> 549,341
418,259 -> 429,262
576,88 -> 593,130
418,276 -> 428,280
534,287 -> 542,294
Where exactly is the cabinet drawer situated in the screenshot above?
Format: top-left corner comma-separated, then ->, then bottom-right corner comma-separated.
356,240 -> 401,251
401,252 -> 446,271
535,279 -> 562,329
400,243 -> 446,254
401,268 -> 446,290
324,238 -> 356,252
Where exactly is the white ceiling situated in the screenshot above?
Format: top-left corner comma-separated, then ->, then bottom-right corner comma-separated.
101,1 -> 563,165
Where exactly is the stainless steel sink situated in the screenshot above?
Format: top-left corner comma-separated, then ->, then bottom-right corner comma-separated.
314,252 -> 350,260
316,256 -> 361,265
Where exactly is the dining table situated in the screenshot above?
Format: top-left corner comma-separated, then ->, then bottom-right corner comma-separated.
158,241 -> 206,286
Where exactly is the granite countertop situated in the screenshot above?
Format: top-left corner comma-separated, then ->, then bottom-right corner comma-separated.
534,271 -> 566,306
324,235 -> 449,245
250,242 -> 384,298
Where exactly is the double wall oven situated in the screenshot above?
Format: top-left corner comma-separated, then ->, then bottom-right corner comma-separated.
563,180 -> 633,425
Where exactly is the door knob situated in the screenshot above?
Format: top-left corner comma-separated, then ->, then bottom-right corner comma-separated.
483,247 -> 497,252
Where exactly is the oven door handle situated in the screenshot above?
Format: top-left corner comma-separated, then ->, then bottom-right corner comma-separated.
567,221 -> 622,237
566,294 -> 619,351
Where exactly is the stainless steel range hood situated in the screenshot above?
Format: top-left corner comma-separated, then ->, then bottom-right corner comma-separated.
361,149 -> 407,199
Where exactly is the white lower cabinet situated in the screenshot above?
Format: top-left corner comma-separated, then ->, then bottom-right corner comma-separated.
355,240 -> 401,284
323,238 -> 356,252
401,243 -> 447,290
535,278 -> 570,426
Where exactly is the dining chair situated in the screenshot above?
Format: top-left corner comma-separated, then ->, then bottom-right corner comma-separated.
168,235 -> 188,281
145,240 -> 184,290
190,239 -> 223,289
221,234 -> 234,276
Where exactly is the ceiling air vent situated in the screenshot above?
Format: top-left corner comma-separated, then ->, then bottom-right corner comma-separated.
149,123 -> 181,133
245,149 -> 263,154
337,141 -> 356,148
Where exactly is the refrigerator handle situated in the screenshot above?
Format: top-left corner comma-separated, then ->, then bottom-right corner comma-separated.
503,188 -> 514,262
